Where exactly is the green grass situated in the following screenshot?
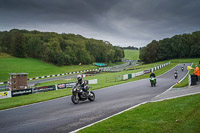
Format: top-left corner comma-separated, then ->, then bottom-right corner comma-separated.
124,49 -> 139,60
0,54 -> 98,82
0,88 -> 72,110
78,93 -> 200,133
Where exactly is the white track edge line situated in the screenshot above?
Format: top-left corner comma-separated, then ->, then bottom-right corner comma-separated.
154,63 -> 192,98
70,63 -> 193,133
70,102 -> 147,133
71,90 -> 200,133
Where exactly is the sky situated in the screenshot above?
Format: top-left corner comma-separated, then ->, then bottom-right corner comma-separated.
0,0 -> 200,47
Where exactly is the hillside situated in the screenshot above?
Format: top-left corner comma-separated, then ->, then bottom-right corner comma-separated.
0,29 -> 124,66
124,49 -> 139,60
0,54 -> 97,81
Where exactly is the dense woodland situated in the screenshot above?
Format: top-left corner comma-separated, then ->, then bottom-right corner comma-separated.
139,31 -> 200,63
121,46 -> 139,50
0,29 -> 124,66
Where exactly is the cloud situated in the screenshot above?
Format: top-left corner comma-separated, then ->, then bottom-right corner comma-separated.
0,0 -> 200,47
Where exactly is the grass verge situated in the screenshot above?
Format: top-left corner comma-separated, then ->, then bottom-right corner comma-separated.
0,54 -> 98,82
78,93 -> 200,133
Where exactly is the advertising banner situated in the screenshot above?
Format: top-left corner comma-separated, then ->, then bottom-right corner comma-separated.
57,84 -> 66,89
144,70 -> 150,74
65,82 -> 76,88
123,74 -> 128,80
0,91 -> 11,99
88,79 -> 98,84
33,85 -> 55,93
12,89 -> 32,97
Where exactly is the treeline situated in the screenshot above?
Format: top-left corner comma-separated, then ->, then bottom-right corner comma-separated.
121,46 -> 138,50
0,29 -> 124,66
139,31 -> 200,63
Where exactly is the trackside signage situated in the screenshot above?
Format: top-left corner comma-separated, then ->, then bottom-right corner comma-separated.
143,70 -> 150,74
12,89 -> 32,97
65,82 -> 76,88
33,85 -> 55,93
0,91 -> 11,99
57,84 -> 66,89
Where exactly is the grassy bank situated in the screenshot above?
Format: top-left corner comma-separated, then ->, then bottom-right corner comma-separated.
124,49 -> 139,60
78,93 -> 200,133
0,55 -> 97,82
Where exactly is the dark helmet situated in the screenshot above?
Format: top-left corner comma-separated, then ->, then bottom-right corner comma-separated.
77,75 -> 82,81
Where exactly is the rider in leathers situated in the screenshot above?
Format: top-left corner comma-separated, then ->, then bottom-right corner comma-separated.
76,75 -> 88,96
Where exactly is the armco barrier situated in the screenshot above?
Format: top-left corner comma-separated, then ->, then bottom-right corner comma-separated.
122,62 -> 170,81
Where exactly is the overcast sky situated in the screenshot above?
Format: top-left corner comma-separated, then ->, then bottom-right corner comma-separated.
0,0 -> 200,47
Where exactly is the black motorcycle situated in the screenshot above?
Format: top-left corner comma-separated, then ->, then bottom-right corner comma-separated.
181,67 -> 184,71
71,84 -> 95,104
174,73 -> 178,79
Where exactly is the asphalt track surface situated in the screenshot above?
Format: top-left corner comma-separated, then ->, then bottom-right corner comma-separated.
0,63 -> 191,133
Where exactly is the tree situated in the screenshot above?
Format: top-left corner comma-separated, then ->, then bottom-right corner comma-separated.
10,31 -> 26,58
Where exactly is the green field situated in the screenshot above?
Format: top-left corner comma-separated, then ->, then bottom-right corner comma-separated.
0,54 -> 98,82
124,49 -> 139,60
78,93 -> 200,133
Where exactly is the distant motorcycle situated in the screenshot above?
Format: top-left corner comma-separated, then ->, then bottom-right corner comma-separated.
71,84 -> 95,104
181,67 -> 184,71
174,73 -> 178,79
149,77 -> 156,87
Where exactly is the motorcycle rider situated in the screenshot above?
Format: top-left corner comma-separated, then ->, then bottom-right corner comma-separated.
174,70 -> 178,78
76,75 -> 88,95
150,72 -> 156,78
149,72 -> 156,86
181,66 -> 184,71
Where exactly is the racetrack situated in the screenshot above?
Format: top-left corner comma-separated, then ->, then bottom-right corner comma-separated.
0,63 -> 191,133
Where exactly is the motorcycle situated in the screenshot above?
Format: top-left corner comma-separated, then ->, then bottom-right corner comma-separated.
174,73 -> 178,79
71,84 -> 95,104
149,77 -> 156,87
181,67 -> 184,71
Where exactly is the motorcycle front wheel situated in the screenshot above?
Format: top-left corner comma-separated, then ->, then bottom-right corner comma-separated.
151,82 -> 153,87
71,95 -> 79,104
88,91 -> 95,101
